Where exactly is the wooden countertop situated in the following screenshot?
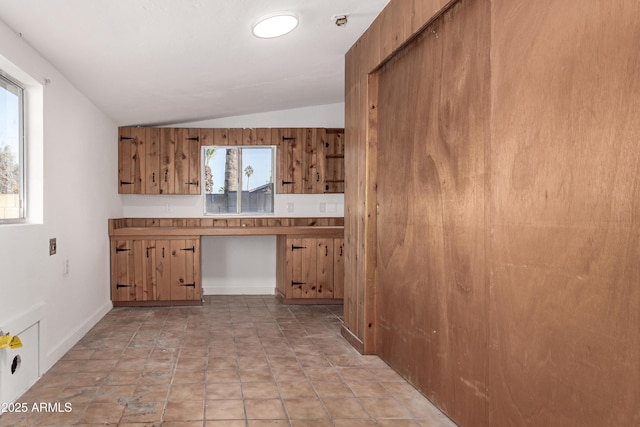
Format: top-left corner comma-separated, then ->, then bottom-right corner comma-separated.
109,217 -> 344,239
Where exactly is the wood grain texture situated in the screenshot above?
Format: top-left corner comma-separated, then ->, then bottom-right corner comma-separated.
489,0 -> 640,425
343,0 -> 451,353
346,0 -> 640,425
375,1 -> 489,425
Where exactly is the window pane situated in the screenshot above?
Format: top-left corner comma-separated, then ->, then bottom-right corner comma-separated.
205,147 -> 238,214
203,145 -> 274,215
0,75 -> 23,221
240,147 -> 273,214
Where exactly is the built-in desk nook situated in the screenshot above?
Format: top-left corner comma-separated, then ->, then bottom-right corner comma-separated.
108,217 -> 344,306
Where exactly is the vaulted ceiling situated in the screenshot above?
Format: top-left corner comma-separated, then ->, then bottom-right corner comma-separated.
0,0 -> 389,126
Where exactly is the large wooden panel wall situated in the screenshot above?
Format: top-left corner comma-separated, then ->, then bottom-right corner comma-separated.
489,1 -> 640,426
345,0 -> 640,426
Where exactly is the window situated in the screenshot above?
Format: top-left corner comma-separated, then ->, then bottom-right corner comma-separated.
0,73 -> 24,222
203,146 -> 275,215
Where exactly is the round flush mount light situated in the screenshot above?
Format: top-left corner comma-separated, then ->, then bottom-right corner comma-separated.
252,14 -> 298,38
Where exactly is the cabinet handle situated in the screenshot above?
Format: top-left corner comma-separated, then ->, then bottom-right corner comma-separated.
291,245 -> 307,251
316,172 -> 320,182
325,246 -> 328,257
162,248 -> 165,258
115,247 -> 131,253
180,283 -> 196,288
116,283 -> 133,289
282,136 -> 296,142
185,136 -> 200,141
181,246 -> 196,252
152,172 -> 156,183
340,245 -> 343,256
282,180 -> 295,185
291,281 -> 306,286
164,170 -> 168,182
186,180 -> 199,187
120,136 -> 134,141
119,180 -> 134,186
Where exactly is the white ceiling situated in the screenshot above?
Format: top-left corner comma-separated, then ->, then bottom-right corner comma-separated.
0,0 -> 389,126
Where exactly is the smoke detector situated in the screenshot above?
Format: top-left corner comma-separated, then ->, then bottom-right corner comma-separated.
331,13 -> 349,27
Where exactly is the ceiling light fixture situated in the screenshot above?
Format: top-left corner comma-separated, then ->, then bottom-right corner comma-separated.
252,14 -> 299,38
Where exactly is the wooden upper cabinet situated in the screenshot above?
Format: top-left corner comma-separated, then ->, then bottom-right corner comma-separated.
275,128 -> 340,194
119,126 -> 343,195
119,127 -> 201,195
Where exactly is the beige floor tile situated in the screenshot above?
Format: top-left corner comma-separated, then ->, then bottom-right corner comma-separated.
0,296 -> 455,427
282,398 -> 328,419
244,399 -> 287,420
205,399 -> 245,420
321,398 -> 370,419
164,401 -> 205,421
242,382 -> 280,399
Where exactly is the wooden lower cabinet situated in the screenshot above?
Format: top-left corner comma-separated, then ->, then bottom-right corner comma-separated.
111,238 -> 202,306
276,236 -> 344,304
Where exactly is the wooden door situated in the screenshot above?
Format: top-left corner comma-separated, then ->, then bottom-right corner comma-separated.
316,238 -> 334,298
274,128 -> 303,193
145,128 -> 161,194
333,238 -> 344,299
174,128 -> 200,194
155,239 -> 172,300
287,238 -> 317,298
118,127 -> 146,194
169,239 -> 200,301
375,0 -> 489,424
302,128 -> 326,193
324,129 -> 344,193
137,240 -> 157,301
111,240 -> 136,301
159,128 -> 176,194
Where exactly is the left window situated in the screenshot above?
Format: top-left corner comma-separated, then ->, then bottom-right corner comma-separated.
0,73 -> 24,222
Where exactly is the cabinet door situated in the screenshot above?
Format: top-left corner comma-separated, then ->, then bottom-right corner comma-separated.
169,239 -> 200,301
275,128 -> 303,193
174,128 -> 201,194
112,240 -> 136,301
155,240 -> 172,300
138,240 -> 158,301
316,238 -> 334,298
159,128 -> 176,194
288,238 -> 317,298
145,128 -> 161,194
324,129 -> 345,193
333,238 -> 345,299
118,127 -> 147,194
302,128 -> 326,193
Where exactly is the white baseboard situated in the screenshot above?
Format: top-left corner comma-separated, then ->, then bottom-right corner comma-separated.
203,285 -> 275,295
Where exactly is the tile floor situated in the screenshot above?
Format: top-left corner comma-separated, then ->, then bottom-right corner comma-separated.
0,296 -> 457,427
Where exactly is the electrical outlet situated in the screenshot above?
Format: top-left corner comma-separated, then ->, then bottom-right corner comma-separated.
49,238 -> 57,256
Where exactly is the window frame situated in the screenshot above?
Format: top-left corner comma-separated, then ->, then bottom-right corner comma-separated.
202,144 -> 276,216
0,72 -> 26,224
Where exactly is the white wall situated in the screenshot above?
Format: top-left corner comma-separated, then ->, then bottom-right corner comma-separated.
0,21 -> 121,403
121,105 -> 345,295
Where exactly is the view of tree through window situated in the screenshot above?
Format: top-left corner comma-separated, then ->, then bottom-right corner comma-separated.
0,74 -> 23,221
203,146 -> 275,214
